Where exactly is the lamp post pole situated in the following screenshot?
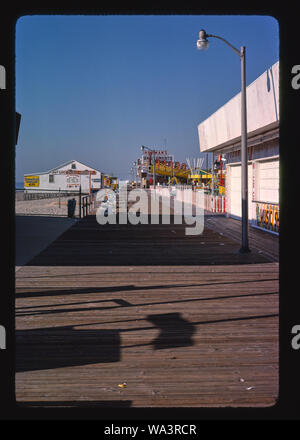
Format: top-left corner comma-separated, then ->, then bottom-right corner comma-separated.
240,46 -> 250,252
197,30 -> 250,253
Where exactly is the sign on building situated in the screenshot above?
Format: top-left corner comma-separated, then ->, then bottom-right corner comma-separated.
66,175 -> 80,188
24,176 -> 40,187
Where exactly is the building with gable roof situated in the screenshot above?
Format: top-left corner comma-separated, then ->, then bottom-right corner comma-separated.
24,159 -> 102,193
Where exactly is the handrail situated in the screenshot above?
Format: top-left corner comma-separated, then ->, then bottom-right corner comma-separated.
254,201 -> 279,233
24,190 -> 80,201
253,200 -> 279,206
81,194 -> 94,217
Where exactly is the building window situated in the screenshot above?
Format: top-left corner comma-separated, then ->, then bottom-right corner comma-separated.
71,163 -> 76,169
49,174 -> 54,183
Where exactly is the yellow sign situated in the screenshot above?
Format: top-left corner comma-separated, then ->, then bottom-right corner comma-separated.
24,176 -> 40,187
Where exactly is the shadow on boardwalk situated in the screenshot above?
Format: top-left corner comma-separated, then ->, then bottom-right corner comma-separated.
16,312 -> 196,372
15,212 -> 279,407
16,311 -> 278,373
24,214 -> 277,266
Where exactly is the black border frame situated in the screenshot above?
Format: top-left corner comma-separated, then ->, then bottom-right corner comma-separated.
1,5 -> 299,421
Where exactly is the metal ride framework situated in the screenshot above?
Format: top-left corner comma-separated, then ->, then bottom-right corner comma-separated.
148,158 -> 214,187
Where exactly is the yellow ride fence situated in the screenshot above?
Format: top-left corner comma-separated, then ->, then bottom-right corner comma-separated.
256,202 -> 279,233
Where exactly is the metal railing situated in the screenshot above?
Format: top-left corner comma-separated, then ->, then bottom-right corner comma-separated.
23,188 -> 80,201
253,201 -> 279,234
16,187 -> 93,218
174,184 -> 193,190
80,193 -> 95,218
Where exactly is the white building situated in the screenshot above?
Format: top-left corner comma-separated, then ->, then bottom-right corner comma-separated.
198,61 -> 279,234
24,160 -> 102,194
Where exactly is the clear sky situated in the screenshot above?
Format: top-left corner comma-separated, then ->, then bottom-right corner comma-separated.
15,14 -> 279,181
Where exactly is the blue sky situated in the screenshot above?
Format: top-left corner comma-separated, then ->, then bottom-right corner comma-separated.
15,15 -> 279,181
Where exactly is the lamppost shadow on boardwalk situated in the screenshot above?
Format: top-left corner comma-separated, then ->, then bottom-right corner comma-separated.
16,288 -> 278,317
16,310 -> 278,373
16,311 -> 196,372
16,326 -> 121,373
147,313 -> 195,350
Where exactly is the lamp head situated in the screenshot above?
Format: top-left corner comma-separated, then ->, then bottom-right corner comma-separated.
197,29 -> 209,51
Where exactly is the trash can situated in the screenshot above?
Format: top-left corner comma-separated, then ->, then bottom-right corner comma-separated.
68,198 -> 76,218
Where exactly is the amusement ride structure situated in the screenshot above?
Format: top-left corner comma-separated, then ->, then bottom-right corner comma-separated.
136,147 -> 225,194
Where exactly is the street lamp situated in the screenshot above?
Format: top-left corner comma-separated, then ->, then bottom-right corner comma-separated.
141,145 -> 156,190
197,29 -> 250,253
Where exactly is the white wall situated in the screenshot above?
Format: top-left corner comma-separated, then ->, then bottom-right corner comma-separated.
198,61 -> 279,152
256,158 -> 279,204
226,163 -> 253,220
226,157 -> 279,223
24,160 -> 101,192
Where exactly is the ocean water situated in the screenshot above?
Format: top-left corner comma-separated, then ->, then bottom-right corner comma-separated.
16,182 -> 24,190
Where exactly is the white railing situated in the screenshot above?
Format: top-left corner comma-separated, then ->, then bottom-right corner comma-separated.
152,187 -> 226,214
203,193 -> 226,213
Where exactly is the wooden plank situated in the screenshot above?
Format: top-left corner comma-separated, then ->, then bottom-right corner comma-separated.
205,215 -> 279,262
23,214 -> 275,267
15,212 -> 279,407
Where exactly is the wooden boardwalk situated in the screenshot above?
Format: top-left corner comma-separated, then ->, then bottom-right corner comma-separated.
15,212 -> 279,407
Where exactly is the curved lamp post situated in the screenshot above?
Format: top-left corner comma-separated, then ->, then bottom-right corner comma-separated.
197,29 -> 250,253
